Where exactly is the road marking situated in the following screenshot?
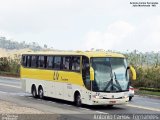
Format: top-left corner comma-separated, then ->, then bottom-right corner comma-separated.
95,111 -> 109,114
79,108 -> 90,111
126,104 -> 160,112
80,107 -> 109,114
0,91 -> 8,94
47,101 -> 55,103
0,83 -> 21,89
79,108 -> 109,114
66,104 -> 71,106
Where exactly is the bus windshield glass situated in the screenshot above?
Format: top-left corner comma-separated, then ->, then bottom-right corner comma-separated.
91,57 -> 129,92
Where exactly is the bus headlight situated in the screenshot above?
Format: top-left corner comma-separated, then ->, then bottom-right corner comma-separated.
93,95 -> 99,99
93,95 -> 103,99
96,96 -> 100,99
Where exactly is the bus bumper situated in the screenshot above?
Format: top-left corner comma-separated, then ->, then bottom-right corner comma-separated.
90,97 -> 129,105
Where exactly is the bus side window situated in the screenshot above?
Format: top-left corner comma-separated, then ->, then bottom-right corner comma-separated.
62,56 -> 70,70
71,56 -> 80,71
26,56 -> 31,67
38,56 -> 45,68
46,56 -> 54,69
31,55 -> 37,68
53,56 -> 61,70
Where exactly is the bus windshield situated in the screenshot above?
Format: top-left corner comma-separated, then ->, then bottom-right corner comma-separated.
91,57 -> 129,92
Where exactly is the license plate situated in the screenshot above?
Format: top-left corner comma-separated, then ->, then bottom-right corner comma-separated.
109,101 -> 116,104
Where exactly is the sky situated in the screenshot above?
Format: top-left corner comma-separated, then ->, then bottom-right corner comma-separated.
0,0 -> 160,52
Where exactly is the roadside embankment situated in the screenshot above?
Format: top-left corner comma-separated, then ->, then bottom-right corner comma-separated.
135,91 -> 160,99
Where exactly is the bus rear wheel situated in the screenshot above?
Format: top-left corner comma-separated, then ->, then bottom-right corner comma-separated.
32,86 -> 37,98
38,87 -> 44,99
75,93 -> 82,107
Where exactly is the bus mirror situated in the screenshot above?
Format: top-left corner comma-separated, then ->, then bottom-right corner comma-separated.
90,67 -> 94,81
129,66 -> 136,80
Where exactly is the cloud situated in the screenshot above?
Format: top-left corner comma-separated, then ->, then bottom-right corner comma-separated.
84,16 -> 160,52
84,21 -> 135,50
0,0 -> 159,51
129,16 -> 160,52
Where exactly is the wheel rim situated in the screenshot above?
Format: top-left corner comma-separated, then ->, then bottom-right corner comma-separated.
33,90 -> 35,96
76,95 -> 81,106
39,89 -> 43,99
33,89 -> 36,97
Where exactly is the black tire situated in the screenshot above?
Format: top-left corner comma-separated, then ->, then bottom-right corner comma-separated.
129,96 -> 132,101
75,93 -> 82,107
38,87 -> 44,99
32,86 -> 37,98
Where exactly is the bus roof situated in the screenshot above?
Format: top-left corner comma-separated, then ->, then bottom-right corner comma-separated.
22,51 -> 125,58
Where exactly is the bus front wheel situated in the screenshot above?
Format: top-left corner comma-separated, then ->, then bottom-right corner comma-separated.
129,96 -> 132,101
75,92 -> 82,107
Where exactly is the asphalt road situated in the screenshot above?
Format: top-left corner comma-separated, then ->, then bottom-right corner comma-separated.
0,76 -> 160,120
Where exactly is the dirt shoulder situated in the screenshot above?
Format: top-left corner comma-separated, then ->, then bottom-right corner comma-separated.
0,99 -> 43,114
0,100 -> 60,120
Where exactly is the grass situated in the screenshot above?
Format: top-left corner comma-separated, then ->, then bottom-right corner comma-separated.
139,87 -> 160,92
136,90 -> 160,97
0,71 -> 19,77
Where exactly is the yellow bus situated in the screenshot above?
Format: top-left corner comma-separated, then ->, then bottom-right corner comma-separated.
21,51 -> 136,106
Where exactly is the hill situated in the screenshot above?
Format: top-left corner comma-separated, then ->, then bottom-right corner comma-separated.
0,37 -> 43,51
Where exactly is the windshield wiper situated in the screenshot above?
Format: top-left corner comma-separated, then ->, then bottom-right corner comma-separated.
104,78 -> 112,91
103,72 -> 113,91
113,72 -> 122,91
